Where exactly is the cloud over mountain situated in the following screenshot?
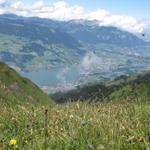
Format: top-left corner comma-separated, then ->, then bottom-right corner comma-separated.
0,0 -> 147,33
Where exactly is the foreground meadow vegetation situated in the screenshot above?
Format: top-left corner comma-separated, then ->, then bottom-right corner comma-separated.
0,99 -> 150,150
1,61 -> 150,149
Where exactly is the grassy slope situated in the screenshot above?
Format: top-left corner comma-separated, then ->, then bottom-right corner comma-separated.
0,62 -> 53,106
110,82 -> 150,101
110,71 -> 150,101
0,64 -> 150,149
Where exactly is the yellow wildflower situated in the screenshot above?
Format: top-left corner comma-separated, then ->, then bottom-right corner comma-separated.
9,139 -> 17,146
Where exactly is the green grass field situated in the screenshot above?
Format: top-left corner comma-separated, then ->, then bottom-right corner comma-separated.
0,99 -> 150,150
0,63 -> 150,149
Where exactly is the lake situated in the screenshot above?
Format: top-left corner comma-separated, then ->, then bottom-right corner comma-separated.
21,66 -> 81,86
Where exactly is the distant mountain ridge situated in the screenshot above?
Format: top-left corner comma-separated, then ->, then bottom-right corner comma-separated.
0,14 -> 149,73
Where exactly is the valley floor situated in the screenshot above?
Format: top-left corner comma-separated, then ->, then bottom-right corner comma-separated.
0,99 -> 150,150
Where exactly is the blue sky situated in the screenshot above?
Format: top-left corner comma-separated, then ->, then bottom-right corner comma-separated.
22,0 -> 150,19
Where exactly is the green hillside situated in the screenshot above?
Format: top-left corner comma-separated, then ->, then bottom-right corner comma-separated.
0,65 -> 150,149
110,72 -> 150,101
0,62 -> 53,106
51,71 -> 150,103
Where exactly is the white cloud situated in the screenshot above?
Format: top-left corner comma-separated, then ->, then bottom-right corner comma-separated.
0,0 -> 7,4
32,1 -> 45,9
0,0 -> 148,33
80,52 -> 117,75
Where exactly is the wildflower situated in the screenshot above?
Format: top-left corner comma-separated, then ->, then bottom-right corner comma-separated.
9,139 -> 17,146
88,144 -> 93,150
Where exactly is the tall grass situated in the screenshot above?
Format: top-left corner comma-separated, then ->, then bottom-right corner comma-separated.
0,99 -> 150,149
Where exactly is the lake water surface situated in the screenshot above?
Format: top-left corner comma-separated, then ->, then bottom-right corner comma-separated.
21,66 -> 81,86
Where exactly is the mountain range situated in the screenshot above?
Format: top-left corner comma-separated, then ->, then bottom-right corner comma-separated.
0,13 -> 150,76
